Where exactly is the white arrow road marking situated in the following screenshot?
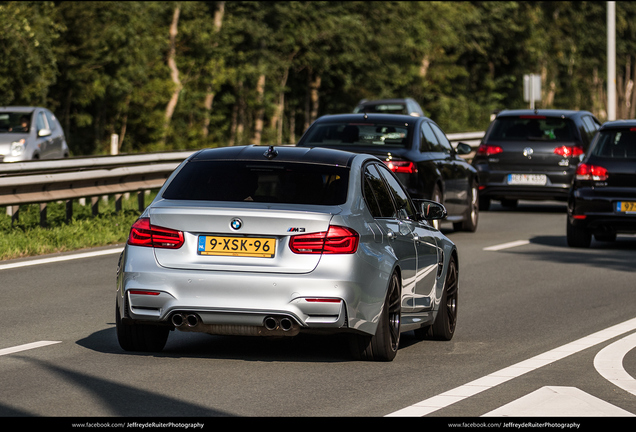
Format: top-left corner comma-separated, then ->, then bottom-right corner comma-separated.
482,386 -> 634,417
386,317 -> 636,417
594,331 -> 636,396
0,341 -> 62,357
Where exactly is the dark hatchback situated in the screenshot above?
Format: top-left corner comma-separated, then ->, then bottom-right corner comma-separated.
472,109 -> 601,210
567,120 -> 636,247
296,113 -> 479,231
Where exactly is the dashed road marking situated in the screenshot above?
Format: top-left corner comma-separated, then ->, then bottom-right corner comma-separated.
0,248 -> 123,271
483,240 -> 530,251
0,341 -> 62,357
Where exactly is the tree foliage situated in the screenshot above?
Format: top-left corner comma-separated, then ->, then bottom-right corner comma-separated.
0,1 -> 633,156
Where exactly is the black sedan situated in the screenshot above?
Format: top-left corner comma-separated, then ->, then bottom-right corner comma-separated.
296,113 -> 479,232
472,109 -> 601,210
567,120 -> 636,247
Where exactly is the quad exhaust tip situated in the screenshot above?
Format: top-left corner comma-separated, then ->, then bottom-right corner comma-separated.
171,313 -> 297,333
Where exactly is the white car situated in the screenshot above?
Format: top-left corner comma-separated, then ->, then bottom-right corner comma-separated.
0,106 -> 70,162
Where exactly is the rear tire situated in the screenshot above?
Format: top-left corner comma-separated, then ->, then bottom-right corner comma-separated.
566,218 -> 591,248
454,182 -> 478,232
349,272 -> 401,361
116,302 -> 169,352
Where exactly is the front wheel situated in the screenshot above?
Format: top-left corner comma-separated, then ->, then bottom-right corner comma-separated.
349,272 -> 401,361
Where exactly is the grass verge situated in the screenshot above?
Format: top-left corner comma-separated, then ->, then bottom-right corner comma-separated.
0,193 -> 155,261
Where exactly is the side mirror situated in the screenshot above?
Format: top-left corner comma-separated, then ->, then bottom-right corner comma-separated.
455,142 -> 473,155
415,200 -> 447,221
38,128 -> 52,138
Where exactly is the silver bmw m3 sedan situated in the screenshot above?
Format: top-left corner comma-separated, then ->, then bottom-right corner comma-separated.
116,145 -> 459,361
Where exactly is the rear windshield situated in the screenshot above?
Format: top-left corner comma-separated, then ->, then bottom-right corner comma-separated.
162,161 -> 349,205
300,122 -> 411,149
591,128 -> 636,158
0,112 -> 32,133
488,116 -> 576,141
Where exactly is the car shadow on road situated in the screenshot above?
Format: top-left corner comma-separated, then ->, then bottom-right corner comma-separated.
78,327 -> 355,363
527,234 -> 636,272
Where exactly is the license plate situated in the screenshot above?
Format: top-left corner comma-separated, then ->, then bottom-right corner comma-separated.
616,201 -> 636,213
197,235 -> 275,258
507,174 -> 547,185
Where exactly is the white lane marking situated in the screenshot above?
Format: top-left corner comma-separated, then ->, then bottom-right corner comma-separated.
0,247 -> 123,271
482,386 -> 635,417
594,331 -> 636,396
386,317 -> 636,417
0,341 -> 62,357
483,240 -> 530,251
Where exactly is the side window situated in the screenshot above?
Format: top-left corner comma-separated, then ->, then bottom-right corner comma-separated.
44,110 -> 57,131
421,122 -> 442,152
582,116 -> 599,142
430,123 -> 452,154
35,112 -> 48,132
363,164 -> 395,218
376,164 -> 417,220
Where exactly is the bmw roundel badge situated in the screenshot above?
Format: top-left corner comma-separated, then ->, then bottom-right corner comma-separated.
230,218 -> 243,230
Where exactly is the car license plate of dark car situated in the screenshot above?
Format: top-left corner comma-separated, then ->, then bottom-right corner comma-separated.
616,201 -> 636,213
197,235 -> 276,258
507,174 -> 547,185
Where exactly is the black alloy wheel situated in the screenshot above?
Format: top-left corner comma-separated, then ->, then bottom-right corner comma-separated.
349,272 -> 402,361
415,257 -> 458,341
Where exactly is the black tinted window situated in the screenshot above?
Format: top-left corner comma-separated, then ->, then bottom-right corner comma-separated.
420,122 -> 442,152
376,164 -> 417,219
300,122 -> 411,149
430,123 -> 452,153
489,116 -> 576,141
591,129 -> 636,158
163,161 -> 349,205
363,164 -> 395,218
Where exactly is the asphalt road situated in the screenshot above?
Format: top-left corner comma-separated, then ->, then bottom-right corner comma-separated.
1,200 -> 636,423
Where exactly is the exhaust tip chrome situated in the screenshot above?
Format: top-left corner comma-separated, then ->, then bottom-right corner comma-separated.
186,314 -> 199,327
171,313 -> 185,327
280,317 -> 293,331
264,316 -> 279,330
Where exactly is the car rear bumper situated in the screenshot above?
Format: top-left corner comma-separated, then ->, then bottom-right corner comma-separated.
116,246 -> 391,337
475,165 -> 574,201
568,188 -> 636,233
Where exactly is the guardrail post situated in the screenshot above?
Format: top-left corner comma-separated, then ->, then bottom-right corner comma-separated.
137,191 -> 145,212
65,200 -> 73,222
39,203 -> 47,227
91,196 -> 99,216
7,205 -> 19,224
115,194 -> 122,212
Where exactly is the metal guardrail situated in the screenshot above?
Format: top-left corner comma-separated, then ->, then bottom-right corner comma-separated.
1,133 -> 484,225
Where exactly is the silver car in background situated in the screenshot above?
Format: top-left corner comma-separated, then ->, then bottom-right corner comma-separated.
0,106 -> 70,162
116,145 -> 459,361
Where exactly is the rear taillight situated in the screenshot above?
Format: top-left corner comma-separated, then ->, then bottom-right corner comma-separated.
576,163 -> 608,181
554,145 -> 584,158
383,160 -> 417,174
128,217 -> 184,249
289,225 -> 359,254
476,144 -> 503,156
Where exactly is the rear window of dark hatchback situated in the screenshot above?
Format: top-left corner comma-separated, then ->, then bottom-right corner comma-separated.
162,160 -> 349,205
592,129 -> 636,158
489,116 -> 576,141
